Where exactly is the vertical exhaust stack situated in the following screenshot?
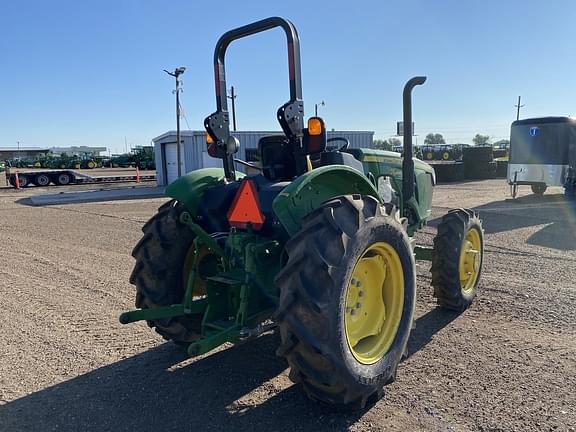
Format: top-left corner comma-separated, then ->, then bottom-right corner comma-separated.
402,76 -> 427,201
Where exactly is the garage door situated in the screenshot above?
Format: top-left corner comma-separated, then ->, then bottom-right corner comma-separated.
164,143 -> 184,184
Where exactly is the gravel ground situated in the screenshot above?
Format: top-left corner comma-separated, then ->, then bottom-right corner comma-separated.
0,179 -> 574,431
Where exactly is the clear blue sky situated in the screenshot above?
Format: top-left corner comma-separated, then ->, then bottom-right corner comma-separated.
1,0 -> 574,153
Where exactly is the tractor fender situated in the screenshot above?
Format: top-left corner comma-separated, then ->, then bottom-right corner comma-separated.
272,165 -> 381,236
165,168 -> 245,215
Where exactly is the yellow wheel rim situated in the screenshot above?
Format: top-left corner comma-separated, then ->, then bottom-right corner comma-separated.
426,152 -> 433,160
345,242 -> 404,365
182,244 -> 211,296
443,152 -> 450,160
88,161 -> 95,168
459,228 -> 481,293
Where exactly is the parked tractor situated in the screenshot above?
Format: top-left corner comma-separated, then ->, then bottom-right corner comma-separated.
120,17 -> 484,409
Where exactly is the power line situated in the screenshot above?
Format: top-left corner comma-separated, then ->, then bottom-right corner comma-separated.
178,102 -> 192,130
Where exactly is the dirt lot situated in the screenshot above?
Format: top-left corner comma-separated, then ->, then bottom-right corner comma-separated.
0,179 -> 574,431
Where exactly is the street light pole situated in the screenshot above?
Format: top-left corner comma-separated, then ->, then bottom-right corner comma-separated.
227,86 -> 237,131
515,96 -> 524,121
164,67 -> 186,178
314,100 -> 325,117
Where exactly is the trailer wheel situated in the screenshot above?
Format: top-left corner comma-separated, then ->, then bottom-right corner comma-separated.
531,183 -> 547,195
33,174 -> 51,187
17,175 -> 30,188
55,173 -> 73,185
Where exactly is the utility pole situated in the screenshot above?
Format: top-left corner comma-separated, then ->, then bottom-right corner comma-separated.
515,96 -> 524,121
17,141 -> 20,159
227,86 -> 237,131
315,100 -> 325,117
164,67 -> 186,178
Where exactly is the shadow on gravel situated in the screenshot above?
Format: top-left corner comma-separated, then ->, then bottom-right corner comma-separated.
406,308 -> 460,359
0,333 -> 365,432
430,193 -> 576,250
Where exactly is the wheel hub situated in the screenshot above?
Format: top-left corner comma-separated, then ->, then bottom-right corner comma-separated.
459,228 -> 481,293
345,243 -> 404,365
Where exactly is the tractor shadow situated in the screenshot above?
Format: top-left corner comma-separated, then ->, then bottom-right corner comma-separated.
405,308 -> 460,359
0,310 -> 462,432
0,333 -> 365,432
430,193 -> 576,251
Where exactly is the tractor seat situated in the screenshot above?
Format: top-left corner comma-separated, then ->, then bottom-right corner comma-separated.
258,135 -> 297,182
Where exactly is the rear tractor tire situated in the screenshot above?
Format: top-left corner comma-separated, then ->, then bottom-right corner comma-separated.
431,209 -> 484,310
276,195 -> 416,410
130,200 -> 207,344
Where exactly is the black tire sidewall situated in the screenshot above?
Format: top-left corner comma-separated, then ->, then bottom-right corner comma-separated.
334,217 -> 416,382
57,173 -> 72,185
34,174 -> 50,186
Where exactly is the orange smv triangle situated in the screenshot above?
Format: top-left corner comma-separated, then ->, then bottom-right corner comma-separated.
227,179 -> 265,230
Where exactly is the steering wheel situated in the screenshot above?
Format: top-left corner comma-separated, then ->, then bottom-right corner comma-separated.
327,137 -> 350,151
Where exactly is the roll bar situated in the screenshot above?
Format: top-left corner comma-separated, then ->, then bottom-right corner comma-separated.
402,76 -> 427,201
204,17 -> 305,181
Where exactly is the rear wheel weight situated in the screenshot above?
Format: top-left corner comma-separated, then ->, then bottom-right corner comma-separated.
275,195 -> 416,410
431,209 -> 484,310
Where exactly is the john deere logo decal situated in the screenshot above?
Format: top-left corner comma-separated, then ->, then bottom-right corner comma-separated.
529,126 -> 540,137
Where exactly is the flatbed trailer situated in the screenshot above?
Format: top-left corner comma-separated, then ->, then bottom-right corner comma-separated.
5,168 -> 156,188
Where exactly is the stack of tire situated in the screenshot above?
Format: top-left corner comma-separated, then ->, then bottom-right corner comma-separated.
462,146 -> 496,180
493,149 -> 508,178
432,162 -> 465,183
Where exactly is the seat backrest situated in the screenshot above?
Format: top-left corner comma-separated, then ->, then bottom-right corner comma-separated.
258,135 -> 297,181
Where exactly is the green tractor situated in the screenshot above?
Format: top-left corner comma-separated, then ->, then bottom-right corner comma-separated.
120,17 -> 484,409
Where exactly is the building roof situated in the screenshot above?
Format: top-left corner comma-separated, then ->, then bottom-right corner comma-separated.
0,147 -> 49,151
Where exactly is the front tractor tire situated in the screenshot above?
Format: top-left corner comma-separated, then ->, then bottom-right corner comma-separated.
275,195 -> 416,410
130,200 -> 202,344
431,209 -> 484,310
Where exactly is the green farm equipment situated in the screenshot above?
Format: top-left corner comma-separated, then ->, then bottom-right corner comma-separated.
120,17 -> 484,409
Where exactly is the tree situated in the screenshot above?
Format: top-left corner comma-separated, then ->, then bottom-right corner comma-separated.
472,134 -> 491,146
373,138 -> 401,151
424,133 -> 446,145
